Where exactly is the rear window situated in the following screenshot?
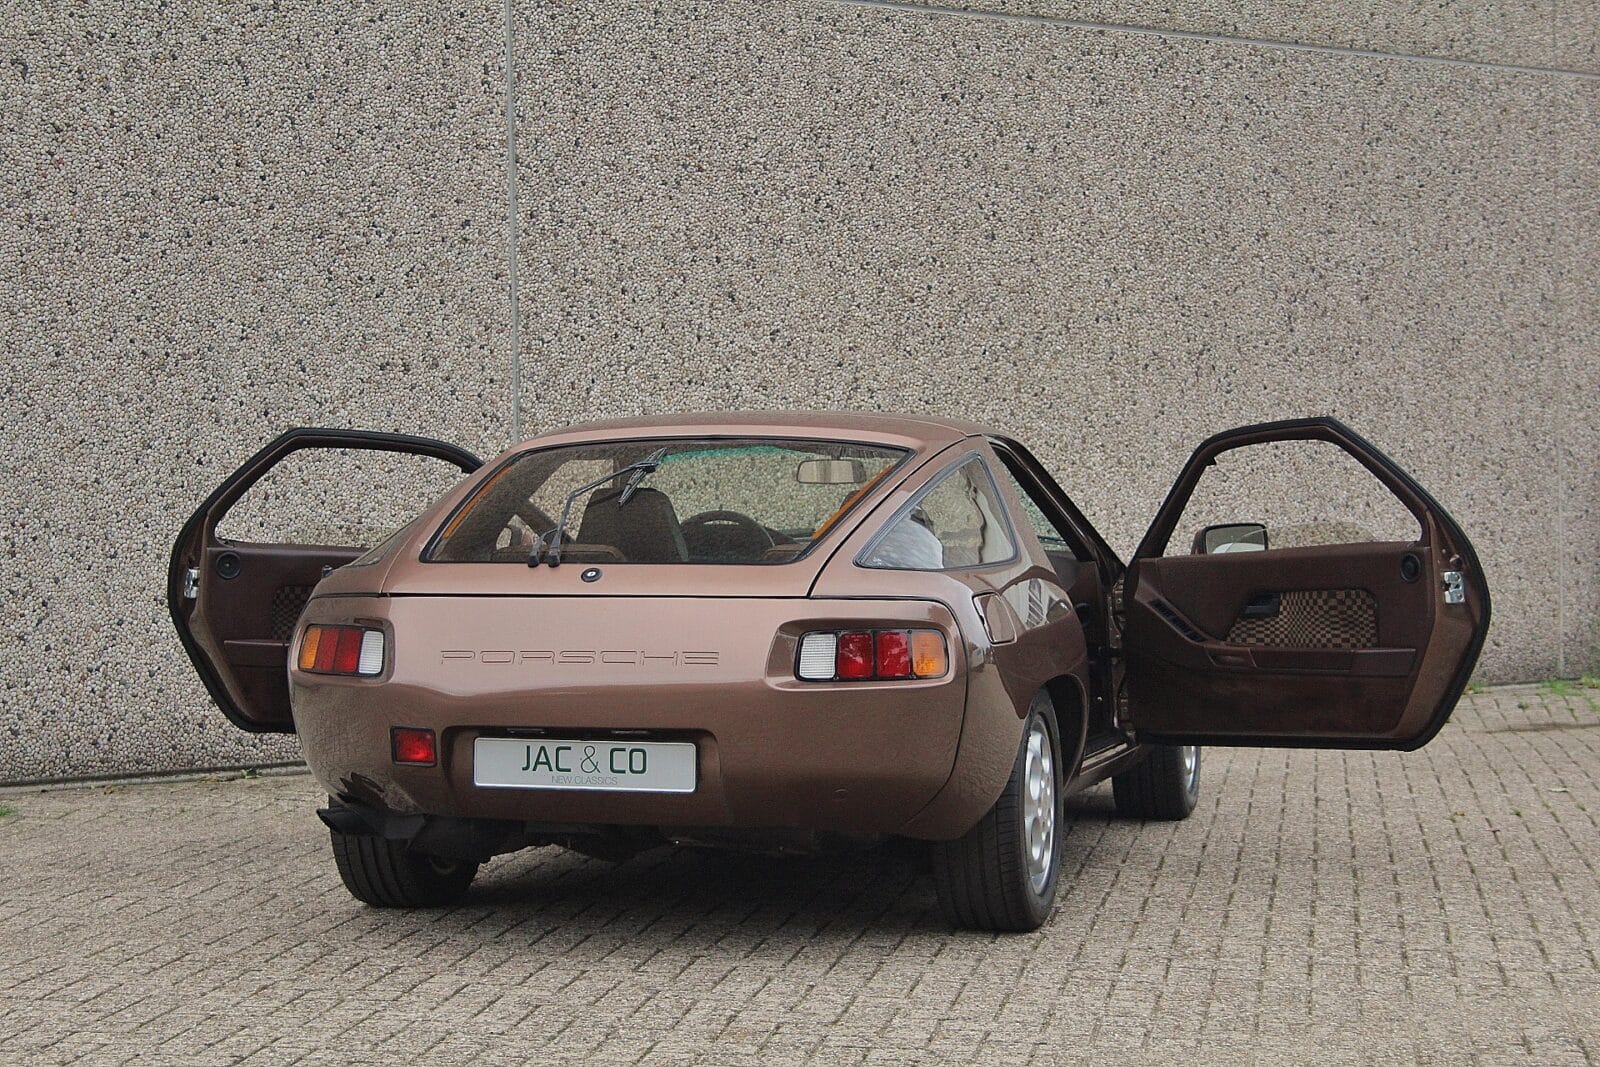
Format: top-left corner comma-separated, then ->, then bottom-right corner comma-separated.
426,437 -> 909,565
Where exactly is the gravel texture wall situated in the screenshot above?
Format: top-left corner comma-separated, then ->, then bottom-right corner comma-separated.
3,4 -> 511,781
940,0 -> 1599,71
3,0 -> 1596,782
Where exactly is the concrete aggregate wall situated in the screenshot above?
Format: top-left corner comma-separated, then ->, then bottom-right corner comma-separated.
2,3 -> 510,781
2,0 -> 1595,781
940,0 -> 1599,71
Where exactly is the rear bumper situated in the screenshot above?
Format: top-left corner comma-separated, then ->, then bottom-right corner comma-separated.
292,594 -> 980,838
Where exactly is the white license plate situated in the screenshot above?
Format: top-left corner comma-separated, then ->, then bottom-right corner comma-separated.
473,737 -> 696,793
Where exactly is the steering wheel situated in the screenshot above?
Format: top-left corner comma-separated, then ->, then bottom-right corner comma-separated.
681,510 -> 774,561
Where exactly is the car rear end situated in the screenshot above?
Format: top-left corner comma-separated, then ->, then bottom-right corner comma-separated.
288,425 -> 977,847
293,593 -> 965,836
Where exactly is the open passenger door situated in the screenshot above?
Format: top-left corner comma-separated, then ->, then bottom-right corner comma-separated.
1123,418 -> 1489,750
169,428 -> 481,733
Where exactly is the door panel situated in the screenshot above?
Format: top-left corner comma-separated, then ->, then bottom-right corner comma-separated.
194,543 -> 362,732
1125,418 -> 1489,750
169,429 -> 480,733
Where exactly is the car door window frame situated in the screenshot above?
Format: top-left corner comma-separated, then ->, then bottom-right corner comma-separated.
986,437 -> 1125,586
1131,418 -> 1438,566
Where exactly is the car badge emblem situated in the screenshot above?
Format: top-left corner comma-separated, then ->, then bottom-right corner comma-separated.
581,567 -> 602,583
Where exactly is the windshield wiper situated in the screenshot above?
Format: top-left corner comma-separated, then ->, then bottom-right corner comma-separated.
529,448 -> 669,568
619,447 -> 667,506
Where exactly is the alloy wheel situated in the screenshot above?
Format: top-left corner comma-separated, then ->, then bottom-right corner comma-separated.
1023,720 -> 1056,894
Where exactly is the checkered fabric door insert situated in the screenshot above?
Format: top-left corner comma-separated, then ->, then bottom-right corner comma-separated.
1226,589 -> 1377,649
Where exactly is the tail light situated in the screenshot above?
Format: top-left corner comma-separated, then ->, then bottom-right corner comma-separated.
297,625 -> 385,677
795,628 -> 948,682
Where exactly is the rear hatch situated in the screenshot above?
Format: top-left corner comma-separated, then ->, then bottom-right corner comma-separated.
372,432 -> 936,600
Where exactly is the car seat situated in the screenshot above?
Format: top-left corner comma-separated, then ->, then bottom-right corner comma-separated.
575,486 -> 689,563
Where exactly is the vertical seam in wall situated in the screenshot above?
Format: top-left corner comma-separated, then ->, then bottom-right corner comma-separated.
1551,4 -> 1568,677
503,0 -> 522,445
1554,54 -> 1569,677
1557,420 -> 1568,677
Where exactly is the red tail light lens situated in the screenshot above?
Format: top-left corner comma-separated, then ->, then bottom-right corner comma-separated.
391,727 -> 437,766
835,631 -> 875,680
795,628 -> 948,682
875,631 -> 912,679
330,627 -> 363,674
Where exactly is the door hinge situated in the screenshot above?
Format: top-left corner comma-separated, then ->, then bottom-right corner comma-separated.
1442,570 -> 1465,605
183,568 -> 200,600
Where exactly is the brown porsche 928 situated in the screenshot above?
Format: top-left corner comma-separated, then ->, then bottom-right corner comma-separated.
171,413 -> 1488,931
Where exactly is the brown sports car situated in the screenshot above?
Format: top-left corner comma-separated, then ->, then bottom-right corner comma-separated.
171,413 -> 1488,931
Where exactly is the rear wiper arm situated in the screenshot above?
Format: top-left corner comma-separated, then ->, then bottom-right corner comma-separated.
530,448 -> 669,568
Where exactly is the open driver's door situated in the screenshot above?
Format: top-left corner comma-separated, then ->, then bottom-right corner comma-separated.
169,428 -> 481,733
1123,418 -> 1489,750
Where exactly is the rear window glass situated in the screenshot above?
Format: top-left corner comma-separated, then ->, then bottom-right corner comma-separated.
426,438 -> 908,565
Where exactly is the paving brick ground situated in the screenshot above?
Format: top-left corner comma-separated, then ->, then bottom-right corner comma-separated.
1,686 -> 1597,1066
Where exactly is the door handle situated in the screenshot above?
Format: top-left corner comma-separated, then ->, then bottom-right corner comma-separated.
1240,592 -> 1281,619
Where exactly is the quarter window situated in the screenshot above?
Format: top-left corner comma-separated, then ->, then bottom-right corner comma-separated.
859,457 -> 1016,571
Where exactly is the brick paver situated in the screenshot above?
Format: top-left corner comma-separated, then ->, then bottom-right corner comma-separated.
1,686 -> 1597,1065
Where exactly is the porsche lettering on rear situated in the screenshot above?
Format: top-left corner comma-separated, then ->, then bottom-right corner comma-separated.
439,649 -> 720,667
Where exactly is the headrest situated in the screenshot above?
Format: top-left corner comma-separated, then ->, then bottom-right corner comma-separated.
575,486 -> 688,563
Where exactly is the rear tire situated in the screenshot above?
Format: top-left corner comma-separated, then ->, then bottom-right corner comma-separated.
1112,743 -> 1200,820
330,830 -> 479,907
931,695 -> 1062,932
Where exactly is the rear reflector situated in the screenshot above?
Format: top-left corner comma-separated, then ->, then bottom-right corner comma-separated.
392,727 -> 436,766
795,628 -> 948,682
298,625 -> 384,677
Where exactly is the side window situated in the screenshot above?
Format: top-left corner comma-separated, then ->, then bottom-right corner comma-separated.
860,457 -> 1016,571
992,459 -> 1089,562
216,449 -> 468,548
1169,439 -> 1422,556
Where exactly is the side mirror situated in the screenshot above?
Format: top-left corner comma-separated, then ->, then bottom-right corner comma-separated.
796,458 -> 867,485
1196,522 -> 1269,554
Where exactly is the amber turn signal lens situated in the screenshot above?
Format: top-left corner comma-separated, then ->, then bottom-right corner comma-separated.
297,626 -> 323,672
911,630 -> 948,678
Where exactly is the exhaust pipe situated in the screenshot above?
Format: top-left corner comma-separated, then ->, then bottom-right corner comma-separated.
317,799 -> 516,863
316,802 -> 375,835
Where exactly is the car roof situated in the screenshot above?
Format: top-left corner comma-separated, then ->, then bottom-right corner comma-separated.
514,410 -> 994,452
